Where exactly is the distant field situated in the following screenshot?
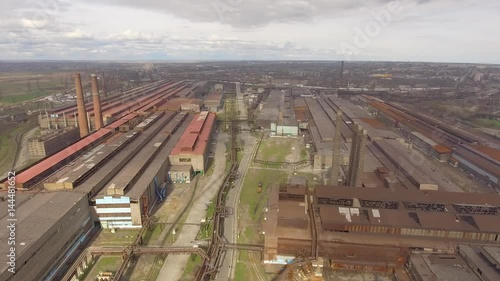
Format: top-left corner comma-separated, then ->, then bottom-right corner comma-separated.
472,118 -> 500,129
0,72 -> 70,104
0,121 -> 37,176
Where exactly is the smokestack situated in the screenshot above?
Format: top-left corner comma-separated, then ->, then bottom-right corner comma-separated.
74,73 -> 89,137
346,123 -> 359,186
101,72 -> 107,97
353,129 -> 367,187
91,74 -> 104,130
331,110 -> 343,185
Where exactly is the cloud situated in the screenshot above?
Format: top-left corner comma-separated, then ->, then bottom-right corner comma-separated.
66,29 -> 94,39
0,0 -> 499,63
84,0 -> 416,27
21,18 -> 49,29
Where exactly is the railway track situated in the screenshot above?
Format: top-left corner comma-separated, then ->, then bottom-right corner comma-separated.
196,118 -> 240,281
10,122 -> 37,171
388,102 -> 479,144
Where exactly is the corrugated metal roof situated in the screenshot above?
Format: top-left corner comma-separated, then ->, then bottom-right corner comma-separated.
15,129 -> 112,185
170,112 -> 215,156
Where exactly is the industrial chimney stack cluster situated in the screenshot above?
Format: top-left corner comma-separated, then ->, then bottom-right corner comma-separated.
346,123 -> 367,187
74,73 -> 104,138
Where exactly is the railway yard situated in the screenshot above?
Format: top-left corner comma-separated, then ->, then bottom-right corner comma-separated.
1,70 -> 500,281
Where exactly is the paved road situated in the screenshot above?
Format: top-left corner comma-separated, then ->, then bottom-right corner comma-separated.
156,132 -> 228,281
235,82 -> 248,120
215,131 -> 256,281
14,127 -> 38,170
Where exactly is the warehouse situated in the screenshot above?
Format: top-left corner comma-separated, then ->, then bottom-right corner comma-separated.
406,253 -> 481,281
293,98 -> 309,129
373,139 -> 463,192
168,165 -> 193,183
3,128 -> 113,189
0,191 -> 93,281
406,245 -> 500,281
275,93 -> 299,136
204,90 -> 223,112
93,112 -> 190,228
263,185 -> 500,272
399,126 -> 452,162
0,80 -> 208,280
374,139 -> 438,190
304,97 -> 338,170
256,90 -> 281,129
169,111 -> 216,175
27,127 -> 80,157
452,144 -> 500,188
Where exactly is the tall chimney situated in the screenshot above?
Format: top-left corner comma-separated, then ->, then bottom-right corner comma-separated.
331,110 -> 343,185
353,129 -> 367,187
91,74 -> 104,130
346,123 -> 359,186
101,72 -> 107,97
74,73 -> 89,137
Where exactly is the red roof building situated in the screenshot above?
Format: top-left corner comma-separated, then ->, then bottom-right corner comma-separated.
169,111 -> 216,174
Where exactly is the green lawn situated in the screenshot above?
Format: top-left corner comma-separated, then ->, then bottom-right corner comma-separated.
300,148 -> 308,161
93,229 -> 141,247
0,91 -> 51,103
142,224 -> 163,245
234,253 -> 250,281
83,255 -> 122,281
239,168 -> 288,222
179,254 -> 203,281
257,138 -> 294,162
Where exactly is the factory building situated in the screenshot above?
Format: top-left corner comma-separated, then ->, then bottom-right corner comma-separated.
256,90 -> 281,129
399,125 -> 452,162
37,80 -> 186,129
374,139 -> 439,190
263,185 -> 500,273
93,112 -> 190,229
0,78 -> 203,280
168,165 -> 193,183
0,191 -> 93,281
169,111 -> 216,175
406,245 -> 500,281
255,90 -> 299,136
158,98 -> 202,112
452,144 -> 500,188
293,98 -> 309,130
204,91 -> 223,112
27,127 -> 80,157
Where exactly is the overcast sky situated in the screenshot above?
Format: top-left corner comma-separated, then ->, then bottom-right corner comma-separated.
1,0 -> 499,63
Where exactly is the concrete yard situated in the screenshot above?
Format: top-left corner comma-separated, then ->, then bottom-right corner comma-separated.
156,131 -> 228,281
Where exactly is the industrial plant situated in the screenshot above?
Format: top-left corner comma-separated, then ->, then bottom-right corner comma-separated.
0,60 -> 499,281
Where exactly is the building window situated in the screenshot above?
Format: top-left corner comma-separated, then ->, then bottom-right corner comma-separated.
179,158 -> 191,163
